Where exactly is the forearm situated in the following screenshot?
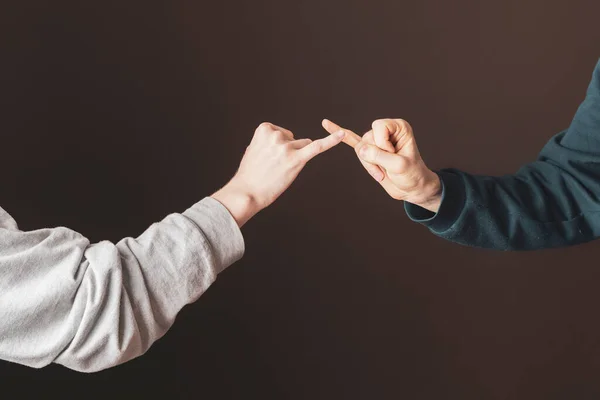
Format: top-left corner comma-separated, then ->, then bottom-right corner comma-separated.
406,164 -> 600,250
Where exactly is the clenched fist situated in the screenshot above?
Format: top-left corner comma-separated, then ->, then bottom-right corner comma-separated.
212,122 -> 345,226
322,118 -> 442,212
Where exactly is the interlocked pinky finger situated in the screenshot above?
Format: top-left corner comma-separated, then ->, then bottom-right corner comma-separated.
289,138 -> 313,149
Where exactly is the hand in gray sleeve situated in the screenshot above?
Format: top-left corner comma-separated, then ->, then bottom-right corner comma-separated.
0,121 -> 343,373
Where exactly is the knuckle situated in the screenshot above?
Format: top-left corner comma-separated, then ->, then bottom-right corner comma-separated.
257,122 -> 273,133
358,145 -> 374,160
355,143 -> 366,156
372,119 -> 385,129
396,119 -> 411,131
271,130 -> 287,143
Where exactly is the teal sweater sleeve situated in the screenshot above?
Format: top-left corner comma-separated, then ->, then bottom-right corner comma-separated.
405,59 -> 600,250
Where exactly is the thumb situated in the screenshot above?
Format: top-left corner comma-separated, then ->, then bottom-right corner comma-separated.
356,143 -> 407,174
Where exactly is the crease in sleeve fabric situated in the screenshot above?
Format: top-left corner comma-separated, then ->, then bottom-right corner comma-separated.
0,197 -> 244,372
405,58 -> 600,251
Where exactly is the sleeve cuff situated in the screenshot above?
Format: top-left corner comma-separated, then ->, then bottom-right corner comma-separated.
183,197 -> 245,274
404,170 -> 466,234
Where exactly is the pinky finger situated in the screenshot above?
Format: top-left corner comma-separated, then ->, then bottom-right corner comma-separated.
289,138 -> 313,149
296,131 -> 345,162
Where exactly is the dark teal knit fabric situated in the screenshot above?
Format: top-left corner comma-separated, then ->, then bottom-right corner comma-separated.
405,59 -> 600,250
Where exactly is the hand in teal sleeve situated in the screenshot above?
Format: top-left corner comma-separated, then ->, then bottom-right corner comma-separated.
322,118 -> 442,212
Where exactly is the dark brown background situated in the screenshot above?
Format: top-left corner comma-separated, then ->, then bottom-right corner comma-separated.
1,1 -> 600,399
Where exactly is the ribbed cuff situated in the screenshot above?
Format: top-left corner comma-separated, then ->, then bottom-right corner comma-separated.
183,197 -> 245,274
404,170 -> 466,234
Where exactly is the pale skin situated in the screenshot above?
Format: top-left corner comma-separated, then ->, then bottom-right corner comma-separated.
321,118 -> 443,213
211,122 -> 346,227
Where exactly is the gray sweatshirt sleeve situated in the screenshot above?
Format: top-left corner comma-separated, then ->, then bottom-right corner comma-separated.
0,197 -> 244,373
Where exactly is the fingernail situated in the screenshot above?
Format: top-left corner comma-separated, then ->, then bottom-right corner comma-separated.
335,130 -> 345,139
372,171 -> 384,181
359,146 -> 368,157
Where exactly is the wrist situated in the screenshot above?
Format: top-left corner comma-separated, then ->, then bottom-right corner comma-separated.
406,169 -> 442,213
211,179 -> 262,228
